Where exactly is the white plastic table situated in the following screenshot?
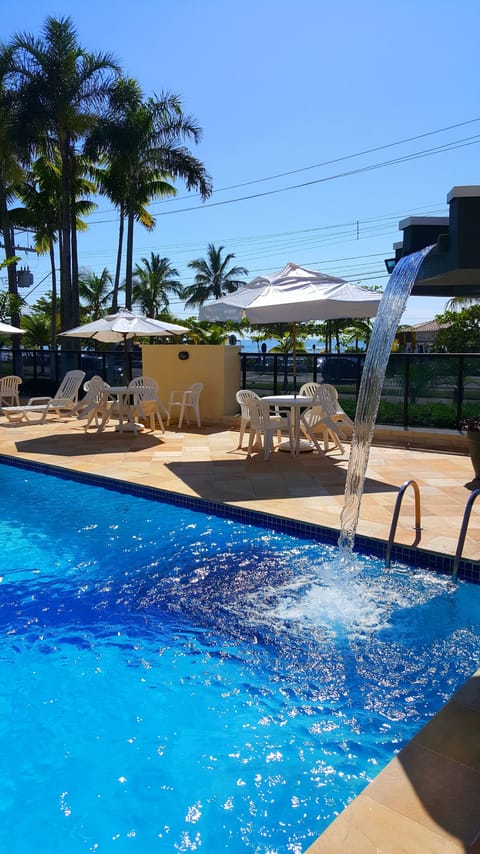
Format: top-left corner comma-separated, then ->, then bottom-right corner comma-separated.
98,385 -> 139,434
260,394 -> 314,454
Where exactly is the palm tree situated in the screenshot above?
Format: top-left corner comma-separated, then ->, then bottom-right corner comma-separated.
179,319 -> 232,345
92,154 -> 154,313
0,263 -> 24,324
12,154 -> 61,349
270,331 -> 307,355
13,152 -> 97,349
9,15 -> 120,334
342,318 -> 373,350
79,267 -> 113,320
445,295 -> 480,312
0,46 -> 25,339
183,244 -> 248,309
19,312 -> 51,348
89,81 -> 157,312
89,79 -> 212,310
132,253 -> 181,317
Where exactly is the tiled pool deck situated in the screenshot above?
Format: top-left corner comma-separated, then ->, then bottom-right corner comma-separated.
1,414 -> 479,851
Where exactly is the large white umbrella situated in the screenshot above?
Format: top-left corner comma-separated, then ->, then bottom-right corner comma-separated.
199,263 -> 381,323
60,308 -> 189,343
0,321 -> 26,335
60,308 -> 189,380
199,262 -> 381,385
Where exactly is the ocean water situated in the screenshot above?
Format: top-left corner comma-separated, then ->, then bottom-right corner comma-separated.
1,463 -> 479,852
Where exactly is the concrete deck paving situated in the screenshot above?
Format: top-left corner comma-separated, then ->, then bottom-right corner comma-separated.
1,414 -> 479,851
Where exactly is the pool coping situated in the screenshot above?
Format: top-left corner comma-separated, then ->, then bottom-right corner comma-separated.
306,667 -> 480,853
2,452 -> 479,583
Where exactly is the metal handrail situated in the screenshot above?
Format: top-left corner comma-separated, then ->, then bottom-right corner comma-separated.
452,489 -> 480,582
385,479 -> 422,567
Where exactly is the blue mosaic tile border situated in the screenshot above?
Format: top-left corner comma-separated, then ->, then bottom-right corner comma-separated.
2,453 -> 478,584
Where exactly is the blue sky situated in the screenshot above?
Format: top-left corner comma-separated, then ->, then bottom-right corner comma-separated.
3,0 -> 480,326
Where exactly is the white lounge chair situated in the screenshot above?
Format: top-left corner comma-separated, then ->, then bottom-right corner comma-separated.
0,375 -> 22,407
246,396 -> 293,460
300,382 -> 353,450
1,370 -> 86,423
317,383 -> 355,432
299,387 -> 345,454
166,382 -> 203,429
128,376 -> 166,433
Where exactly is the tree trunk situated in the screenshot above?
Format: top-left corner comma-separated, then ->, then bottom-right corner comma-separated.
0,196 -> 18,308
0,189 -> 22,372
70,189 -> 80,327
59,138 -> 73,343
125,204 -> 135,310
49,238 -> 57,351
112,211 -> 124,312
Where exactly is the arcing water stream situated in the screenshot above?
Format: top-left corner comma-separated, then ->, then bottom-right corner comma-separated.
339,246 -> 433,552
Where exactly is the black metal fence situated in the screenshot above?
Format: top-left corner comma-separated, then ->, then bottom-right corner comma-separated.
0,348 -> 142,398
240,351 -> 480,430
1,348 -> 479,430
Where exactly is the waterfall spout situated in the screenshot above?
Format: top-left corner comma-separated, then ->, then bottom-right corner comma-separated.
338,246 -> 433,552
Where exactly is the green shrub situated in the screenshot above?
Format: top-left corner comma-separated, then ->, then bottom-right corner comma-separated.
408,403 -> 456,428
377,401 -> 403,424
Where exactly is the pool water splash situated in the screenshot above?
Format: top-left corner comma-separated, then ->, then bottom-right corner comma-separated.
245,552 -> 459,643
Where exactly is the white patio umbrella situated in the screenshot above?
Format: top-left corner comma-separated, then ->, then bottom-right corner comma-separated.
0,321 -> 26,335
199,262 -> 381,385
60,308 -> 189,380
60,308 -> 189,343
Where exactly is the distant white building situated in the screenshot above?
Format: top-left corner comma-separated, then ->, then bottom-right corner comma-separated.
395,320 -> 449,352
413,319 -> 447,352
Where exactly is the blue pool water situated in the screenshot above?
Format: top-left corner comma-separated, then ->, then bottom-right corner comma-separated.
1,462 -> 479,853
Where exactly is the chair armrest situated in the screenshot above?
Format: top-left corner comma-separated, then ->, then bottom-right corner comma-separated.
168,390 -> 186,403
27,396 -> 52,405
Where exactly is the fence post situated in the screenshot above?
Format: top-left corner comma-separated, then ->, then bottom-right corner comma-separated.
456,355 -> 464,425
403,355 -> 410,428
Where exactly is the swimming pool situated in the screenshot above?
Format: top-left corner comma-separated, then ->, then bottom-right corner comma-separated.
1,460 -> 479,853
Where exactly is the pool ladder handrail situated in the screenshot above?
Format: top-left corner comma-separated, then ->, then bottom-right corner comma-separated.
452,488 -> 480,582
385,479 -> 422,568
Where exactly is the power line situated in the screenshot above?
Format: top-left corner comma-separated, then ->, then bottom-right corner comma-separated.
83,203 -> 446,262
153,115 -> 480,203
21,198 -> 450,303
151,135 -> 480,217
88,116 -> 480,217
86,118 -> 478,223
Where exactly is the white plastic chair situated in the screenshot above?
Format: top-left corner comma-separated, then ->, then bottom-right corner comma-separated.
236,389 -> 285,449
299,381 -> 321,398
246,396 -> 293,460
77,376 -> 114,431
236,389 -> 259,448
1,370 -> 86,423
128,376 -> 166,433
0,375 -> 22,407
299,387 -> 345,453
167,382 -> 203,429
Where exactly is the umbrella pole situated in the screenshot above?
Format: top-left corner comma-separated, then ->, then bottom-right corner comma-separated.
292,322 -> 297,395
123,334 -> 131,383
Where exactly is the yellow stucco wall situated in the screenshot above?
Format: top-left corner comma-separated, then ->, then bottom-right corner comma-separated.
141,344 -> 241,423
